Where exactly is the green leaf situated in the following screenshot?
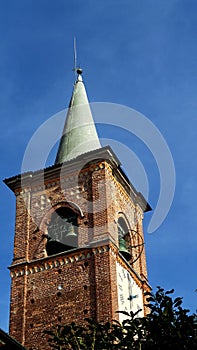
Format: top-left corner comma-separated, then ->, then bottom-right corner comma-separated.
166,289 -> 174,294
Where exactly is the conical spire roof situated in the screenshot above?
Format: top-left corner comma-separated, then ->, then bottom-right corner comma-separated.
55,69 -> 101,164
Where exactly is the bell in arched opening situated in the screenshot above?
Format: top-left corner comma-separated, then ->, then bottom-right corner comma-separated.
119,237 -> 131,261
64,220 -> 78,247
46,207 -> 78,256
118,217 -> 131,261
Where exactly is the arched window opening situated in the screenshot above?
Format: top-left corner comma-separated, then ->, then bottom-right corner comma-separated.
118,217 -> 131,261
46,207 -> 78,256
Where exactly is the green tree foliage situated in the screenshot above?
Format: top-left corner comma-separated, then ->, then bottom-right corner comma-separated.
44,287 -> 197,350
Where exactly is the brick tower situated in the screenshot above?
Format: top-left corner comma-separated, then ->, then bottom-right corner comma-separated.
4,68 -> 151,350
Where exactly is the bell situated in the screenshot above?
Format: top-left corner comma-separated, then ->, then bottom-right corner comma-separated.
65,225 -> 78,247
65,225 -> 77,238
119,237 -> 131,261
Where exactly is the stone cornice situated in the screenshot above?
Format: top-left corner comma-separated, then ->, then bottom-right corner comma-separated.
4,146 -> 119,192
4,145 -> 151,213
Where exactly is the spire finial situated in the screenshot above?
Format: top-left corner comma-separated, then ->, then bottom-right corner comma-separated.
73,37 -> 83,81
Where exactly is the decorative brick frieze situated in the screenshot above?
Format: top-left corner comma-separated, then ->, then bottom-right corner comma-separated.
10,244 -> 112,279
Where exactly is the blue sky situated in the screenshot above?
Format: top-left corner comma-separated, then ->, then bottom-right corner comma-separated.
0,0 -> 197,331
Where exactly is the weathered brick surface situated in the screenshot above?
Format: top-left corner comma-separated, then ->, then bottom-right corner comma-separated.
9,247 -> 118,349
7,149 -> 150,349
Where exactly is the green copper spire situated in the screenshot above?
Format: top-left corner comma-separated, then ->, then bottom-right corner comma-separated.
55,69 -> 101,164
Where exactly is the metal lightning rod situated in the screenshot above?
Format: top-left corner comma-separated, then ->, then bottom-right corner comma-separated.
74,37 -> 77,80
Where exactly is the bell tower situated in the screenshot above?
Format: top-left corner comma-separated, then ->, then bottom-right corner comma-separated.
4,69 -> 151,350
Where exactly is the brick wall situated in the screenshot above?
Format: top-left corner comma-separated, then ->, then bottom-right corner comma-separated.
9,246 -> 119,350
